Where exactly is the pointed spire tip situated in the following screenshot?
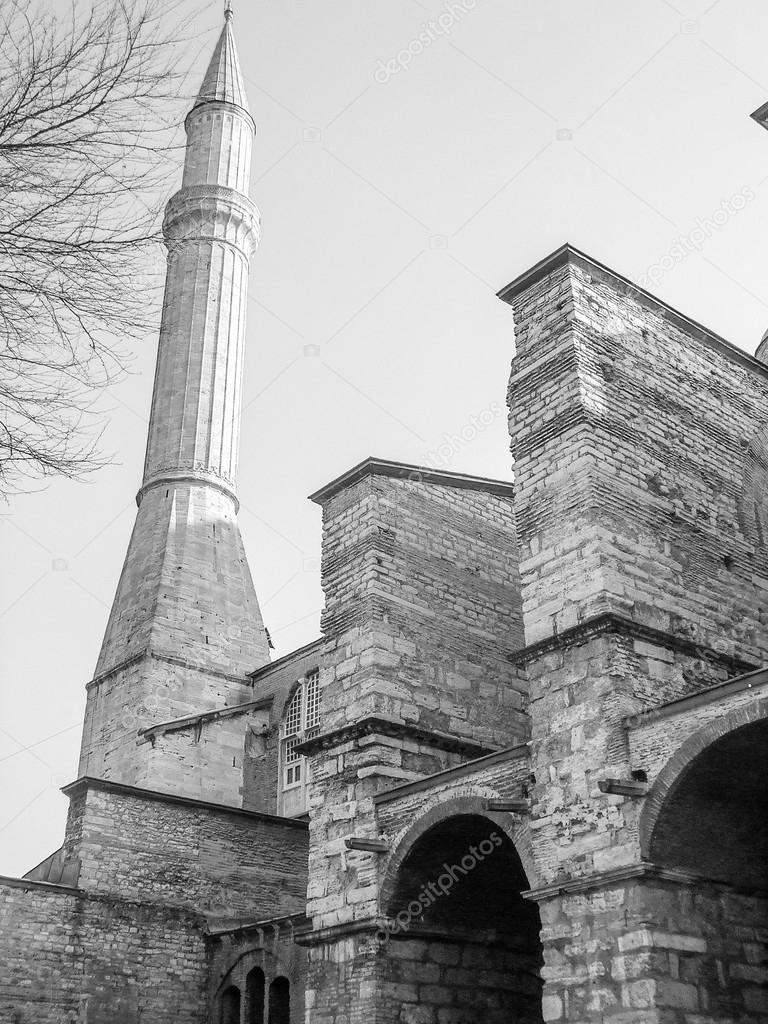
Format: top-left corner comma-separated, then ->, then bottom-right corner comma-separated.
224,0 -> 233,21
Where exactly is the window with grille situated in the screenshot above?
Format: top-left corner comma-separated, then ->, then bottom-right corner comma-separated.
280,671 -> 320,796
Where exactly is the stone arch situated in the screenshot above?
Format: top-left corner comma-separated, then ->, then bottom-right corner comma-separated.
376,795 -> 544,1024
245,965 -> 265,1024
379,792 -> 538,912
639,698 -> 768,862
636,700 -> 768,1019
268,975 -> 291,1024
211,941 -> 294,1006
218,984 -> 240,1024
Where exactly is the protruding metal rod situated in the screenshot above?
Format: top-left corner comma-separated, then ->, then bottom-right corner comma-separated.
224,0 -> 233,21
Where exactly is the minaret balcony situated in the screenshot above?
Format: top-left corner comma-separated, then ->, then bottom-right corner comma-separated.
162,184 -> 259,255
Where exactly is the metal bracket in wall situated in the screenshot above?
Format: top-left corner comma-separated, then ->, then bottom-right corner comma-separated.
485,799 -> 529,813
345,837 -> 389,853
598,778 -> 649,797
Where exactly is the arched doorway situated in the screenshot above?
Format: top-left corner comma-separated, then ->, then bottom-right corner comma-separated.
219,985 -> 240,1024
649,719 -> 768,887
383,813 -> 543,1022
647,719 -> 768,1017
268,976 -> 290,1024
246,966 -> 265,1024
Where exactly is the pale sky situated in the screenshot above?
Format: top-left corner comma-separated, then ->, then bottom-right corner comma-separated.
2,0 -> 768,877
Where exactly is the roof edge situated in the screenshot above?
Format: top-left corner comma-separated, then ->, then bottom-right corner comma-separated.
750,100 -> 768,128
61,776 -> 308,830
496,243 -> 768,382
247,637 -> 325,681
308,457 -> 515,505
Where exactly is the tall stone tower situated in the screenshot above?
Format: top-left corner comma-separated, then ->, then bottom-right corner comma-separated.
77,6 -> 271,802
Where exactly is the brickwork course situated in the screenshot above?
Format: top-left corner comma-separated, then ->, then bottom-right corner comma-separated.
1,10 -> 767,1024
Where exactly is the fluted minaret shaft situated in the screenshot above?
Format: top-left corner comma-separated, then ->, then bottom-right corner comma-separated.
78,13 -> 271,800
141,45 -> 258,503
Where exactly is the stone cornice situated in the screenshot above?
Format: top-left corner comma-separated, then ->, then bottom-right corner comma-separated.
138,696 -> 273,745
373,742 -> 530,806
293,918 -> 383,946
510,612 -> 759,674
61,776 -> 308,831
522,861 -> 768,902
624,666 -> 768,729
87,649 -> 254,692
294,917 -> 520,948
496,243 -> 768,382
136,470 -> 239,510
0,874 -> 80,896
308,456 -> 516,504
207,912 -> 308,940
295,714 -> 495,760
186,97 -> 256,134
247,637 -> 325,681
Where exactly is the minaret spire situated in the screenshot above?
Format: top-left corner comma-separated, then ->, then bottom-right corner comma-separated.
77,15 -> 271,801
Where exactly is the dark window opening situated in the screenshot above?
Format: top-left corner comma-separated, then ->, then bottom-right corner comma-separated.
268,976 -> 290,1024
246,967 -> 265,1024
220,985 -> 240,1024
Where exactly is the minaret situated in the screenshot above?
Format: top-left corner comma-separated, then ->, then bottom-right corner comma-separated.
77,6 -> 271,800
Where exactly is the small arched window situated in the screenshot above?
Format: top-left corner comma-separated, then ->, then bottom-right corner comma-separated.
246,966 -> 265,1024
268,976 -> 290,1024
279,670 -> 320,816
220,985 -> 241,1024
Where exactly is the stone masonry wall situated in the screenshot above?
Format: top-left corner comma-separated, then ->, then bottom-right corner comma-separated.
64,780 -> 308,922
303,464 -> 531,1021
316,470 -> 527,745
503,247 -> 768,660
244,640 -> 325,815
80,482 -> 271,804
209,921 -> 307,1024
535,875 -> 768,1023
0,879 -> 207,1024
500,247 -> 768,1023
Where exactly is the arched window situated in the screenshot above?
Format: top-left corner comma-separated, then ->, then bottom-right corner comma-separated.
220,985 -> 241,1024
279,670 -> 320,816
246,966 -> 265,1024
268,976 -> 290,1024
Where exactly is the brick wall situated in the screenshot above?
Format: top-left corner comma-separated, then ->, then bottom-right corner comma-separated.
0,879 -> 207,1024
209,919 -> 307,1024
314,463 -> 528,749
502,245 -> 768,660
63,779 -> 308,921
499,245 -> 768,1024
535,875 -> 768,1022
302,460 -> 532,1019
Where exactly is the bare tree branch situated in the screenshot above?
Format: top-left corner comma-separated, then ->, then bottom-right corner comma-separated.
0,0 -> 197,496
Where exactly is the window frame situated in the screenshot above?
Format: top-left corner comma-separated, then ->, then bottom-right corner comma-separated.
280,670 -> 320,796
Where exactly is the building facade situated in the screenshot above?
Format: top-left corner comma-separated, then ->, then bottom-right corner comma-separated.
1,10 -> 767,1024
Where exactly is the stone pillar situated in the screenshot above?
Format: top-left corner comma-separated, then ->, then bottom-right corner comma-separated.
300,459 -> 530,1022
499,244 -> 768,1021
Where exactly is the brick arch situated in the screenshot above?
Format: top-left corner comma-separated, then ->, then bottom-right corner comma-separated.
212,938 -> 291,999
277,679 -> 301,722
639,698 -> 768,860
378,792 -> 538,913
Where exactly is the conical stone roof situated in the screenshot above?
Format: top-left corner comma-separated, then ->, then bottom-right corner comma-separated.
195,6 -> 249,113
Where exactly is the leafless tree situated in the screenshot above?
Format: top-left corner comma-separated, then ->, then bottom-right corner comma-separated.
0,0 -> 195,496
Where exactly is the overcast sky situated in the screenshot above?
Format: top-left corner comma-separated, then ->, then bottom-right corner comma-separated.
2,0 -> 768,876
